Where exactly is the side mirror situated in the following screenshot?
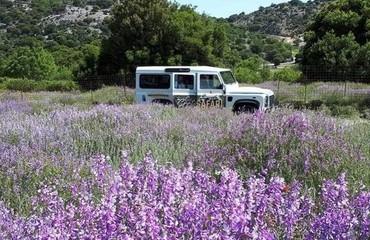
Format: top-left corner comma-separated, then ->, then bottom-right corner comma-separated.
221,84 -> 226,94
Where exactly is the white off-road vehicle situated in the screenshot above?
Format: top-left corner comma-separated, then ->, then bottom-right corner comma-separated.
135,66 -> 275,113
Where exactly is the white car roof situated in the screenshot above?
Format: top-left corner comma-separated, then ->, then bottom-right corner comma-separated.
136,66 -> 231,73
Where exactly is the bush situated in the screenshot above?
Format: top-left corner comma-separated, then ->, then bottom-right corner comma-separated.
234,68 -> 263,84
307,99 -> 324,110
328,105 -> 360,118
51,67 -> 73,81
4,78 -> 38,92
273,67 -> 302,83
358,96 -> 370,118
282,100 -> 307,110
36,80 -> 79,92
2,78 -> 79,92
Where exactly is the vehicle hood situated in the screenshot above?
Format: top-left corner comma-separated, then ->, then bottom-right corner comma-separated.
225,85 -> 274,95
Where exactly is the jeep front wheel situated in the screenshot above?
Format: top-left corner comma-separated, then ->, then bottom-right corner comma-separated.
234,103 -> 258,115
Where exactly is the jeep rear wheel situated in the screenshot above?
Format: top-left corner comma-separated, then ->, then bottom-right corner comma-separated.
152,99 -> 172,105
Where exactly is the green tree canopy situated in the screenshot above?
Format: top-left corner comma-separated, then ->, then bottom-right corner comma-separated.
74,43 -> 101,78
97,0 -> 231,74
98,0 -> 178,74
0,46 -> 57,80
302,0 -> 370,67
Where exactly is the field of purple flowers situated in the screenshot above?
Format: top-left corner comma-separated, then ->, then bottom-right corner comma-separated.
0,96 -> 369,239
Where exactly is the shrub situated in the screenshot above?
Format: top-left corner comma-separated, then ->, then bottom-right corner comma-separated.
358,96 -> 370,118
36,80 -> 79,92
2,78 -> 79,92
328,105 -> 360,118
51,67 -> 73,81
4,78 -> 37,92
273,67 -> 302,83
234,67 -> 263,84
307,99 -> 324,110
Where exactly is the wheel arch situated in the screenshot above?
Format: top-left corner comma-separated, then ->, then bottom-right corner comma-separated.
152,99 -> 173,105
233,100 -> 260,111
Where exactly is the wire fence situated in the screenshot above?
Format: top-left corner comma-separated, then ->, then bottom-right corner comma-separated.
76,66 -> 370,104
302,65 -> 370,83
76,74 -> 136,90
255,80 -> 370,104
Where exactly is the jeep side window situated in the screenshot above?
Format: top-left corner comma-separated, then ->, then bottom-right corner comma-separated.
139,74 -> 170,89
200,74 -> 222,89
175,75 -> 194,90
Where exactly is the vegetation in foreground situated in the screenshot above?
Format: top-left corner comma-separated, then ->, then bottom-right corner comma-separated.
0,92 -> 369,238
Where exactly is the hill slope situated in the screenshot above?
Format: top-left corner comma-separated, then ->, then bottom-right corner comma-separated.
227,0 -> 331,37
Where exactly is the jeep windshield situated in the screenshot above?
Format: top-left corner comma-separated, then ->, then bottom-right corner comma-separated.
220,71 -> 237,84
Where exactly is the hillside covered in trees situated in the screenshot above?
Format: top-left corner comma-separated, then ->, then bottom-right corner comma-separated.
227,0 -> 332,37
1,0 -> 367,90
0,0 -> 297,87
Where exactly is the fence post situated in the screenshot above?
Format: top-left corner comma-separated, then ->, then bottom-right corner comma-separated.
304,83 -> 307,103
89,77 -> 93,103
123,74 -> 127,96
276,78 -> 280,102
303,66 -> 307,103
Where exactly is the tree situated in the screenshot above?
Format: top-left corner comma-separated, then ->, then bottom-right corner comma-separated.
302,0 -> 370,67
273,54 -> 284,67
74,43 -> 100,78
98,1 -> 231,74
273,67 -> 302,82
0,46 -> 57,80
232,57 -> 271,84
98,0 -> 178,74
169,5 -> 220,66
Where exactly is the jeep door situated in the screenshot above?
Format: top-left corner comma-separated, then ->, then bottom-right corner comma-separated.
173,73 -> 197,107
196,73 -> 225,108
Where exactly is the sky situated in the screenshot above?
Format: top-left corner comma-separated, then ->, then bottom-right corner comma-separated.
172,0 -> 308,18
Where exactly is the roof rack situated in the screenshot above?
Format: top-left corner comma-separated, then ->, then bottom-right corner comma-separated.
164,68 -> 191,73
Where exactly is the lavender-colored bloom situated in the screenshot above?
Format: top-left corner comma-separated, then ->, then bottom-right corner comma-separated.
0,95 -> 369,239
0,155 -> 369,239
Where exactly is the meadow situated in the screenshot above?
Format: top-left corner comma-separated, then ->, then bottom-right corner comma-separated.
0,86 -> 369,239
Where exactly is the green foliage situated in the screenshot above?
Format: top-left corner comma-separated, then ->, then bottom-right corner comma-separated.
98,1 -> 234,74
273,67 -> 302,82
88,86 -> 135,105
0,0 -> 299,84
263,37 -> 292,64
302,0 -> 370,74
1,78 -> 78,92
51,67 -> 73,81
304,31 -> 361,66
74,43 -> 100,78
0,46 -> 57,81
36,80 -> 79,92
327,105 -> 360,118
233,58 -> 272,84
49,45 -> 82,69
3,78 -> 38,92
234,68 -> 263,84
98,0 -> 178,74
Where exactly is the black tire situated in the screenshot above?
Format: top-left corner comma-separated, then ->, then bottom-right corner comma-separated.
152,99 -> 172,105
234,103 -> 258,115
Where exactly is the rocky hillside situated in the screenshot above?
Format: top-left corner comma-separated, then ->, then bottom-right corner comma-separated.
227,0 -> 332,37
0,0 -> 114,51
